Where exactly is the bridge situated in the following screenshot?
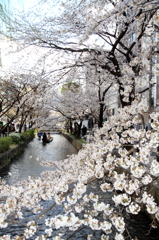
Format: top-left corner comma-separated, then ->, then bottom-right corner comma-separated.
40,128 -> 62,134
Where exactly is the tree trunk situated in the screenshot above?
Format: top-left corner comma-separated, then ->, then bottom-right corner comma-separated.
74,120 -> 83,139
98,103 -> 104,128
119,82 -> 135,108
69,120 -> 73,134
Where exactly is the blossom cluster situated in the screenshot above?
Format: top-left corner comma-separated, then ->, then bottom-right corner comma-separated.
0,96 -> 159,240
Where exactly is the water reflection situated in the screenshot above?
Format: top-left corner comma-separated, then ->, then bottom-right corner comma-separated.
0,134 -> 78,184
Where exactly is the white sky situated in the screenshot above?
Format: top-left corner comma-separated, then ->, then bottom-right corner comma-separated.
14,0 -> 61,18
23,0 -> 40,11
8,0 -> 41,12
1,0 -> 110,72
0,0 -> 63,72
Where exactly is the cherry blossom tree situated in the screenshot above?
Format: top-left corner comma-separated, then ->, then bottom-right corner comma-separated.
0,0 -> 159,239
7,0 -> 159,107
2,0 -> 158,126
1,97 -> 159,239
0,70 -> 49,133
40,80 -> 96,138
84,66 -> 115,128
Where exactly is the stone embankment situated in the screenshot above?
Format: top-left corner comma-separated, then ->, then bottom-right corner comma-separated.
0,136 -> 34,169
62,133 -> 83,151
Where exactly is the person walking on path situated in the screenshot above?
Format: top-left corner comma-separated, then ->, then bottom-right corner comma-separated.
82,125 -> 87,136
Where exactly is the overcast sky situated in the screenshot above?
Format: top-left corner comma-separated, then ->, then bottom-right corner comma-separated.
23,0 -> 40,11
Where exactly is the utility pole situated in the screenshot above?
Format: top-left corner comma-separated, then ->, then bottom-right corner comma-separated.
148,30 -> 154,130
149,52 -> 153,113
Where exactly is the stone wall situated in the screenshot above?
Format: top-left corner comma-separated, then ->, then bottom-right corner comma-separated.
62,133 -> 83,151
0,136 -> 34,169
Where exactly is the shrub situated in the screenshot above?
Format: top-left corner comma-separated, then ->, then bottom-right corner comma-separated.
9,133 -> 21,144
9,130 -> 34,143
0,130 -> 35,154
26,129 -> 35,137
0,137 -> 13,154
20,129 -> 34,141
20,132 -> 30,141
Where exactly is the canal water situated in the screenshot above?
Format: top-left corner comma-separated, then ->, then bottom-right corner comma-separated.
1,134 -> 159,239
0,134 -> 78,184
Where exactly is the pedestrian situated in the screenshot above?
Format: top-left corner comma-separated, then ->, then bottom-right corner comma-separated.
82,125 -> 87,136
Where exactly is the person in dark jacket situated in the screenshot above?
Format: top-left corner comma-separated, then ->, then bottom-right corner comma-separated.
82,125 -> 87,136
42,132 -> 47,143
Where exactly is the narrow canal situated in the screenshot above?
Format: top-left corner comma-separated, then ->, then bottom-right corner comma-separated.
0,134 -> 159,239
0,134 -> 78,184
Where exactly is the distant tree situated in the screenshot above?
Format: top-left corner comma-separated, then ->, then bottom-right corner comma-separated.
0,71 -> 48,133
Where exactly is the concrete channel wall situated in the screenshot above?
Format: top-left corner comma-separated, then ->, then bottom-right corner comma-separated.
0,137 -> 34,169
62,133 -> 83,151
